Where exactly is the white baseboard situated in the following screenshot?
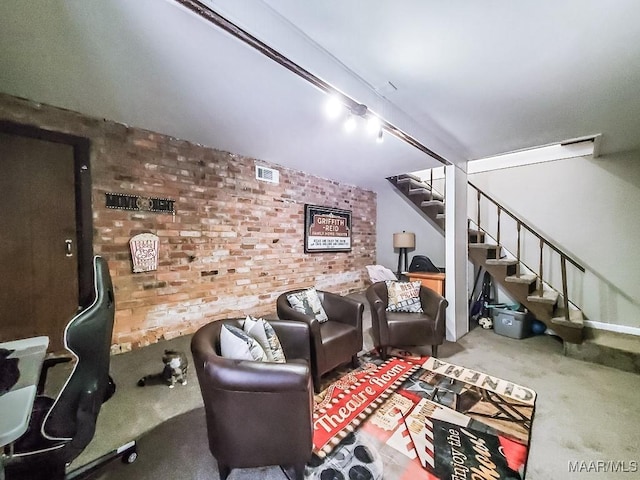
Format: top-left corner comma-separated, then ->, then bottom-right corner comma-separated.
584,320 -> 640,336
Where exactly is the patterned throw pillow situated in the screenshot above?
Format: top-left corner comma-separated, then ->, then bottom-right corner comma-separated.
385,280 -> 424,313
243,316 -> 286,363
286,287 -> 329,323
220,324 -> 266,361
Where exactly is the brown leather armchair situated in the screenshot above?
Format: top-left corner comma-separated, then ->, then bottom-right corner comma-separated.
276,290 -> 364,392
190,319 -> 313,480
366,281 -> 448,359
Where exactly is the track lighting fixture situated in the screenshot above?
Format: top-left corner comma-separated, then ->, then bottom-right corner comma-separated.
325,95 -> 342,119
323,96 -> 384,144
351,103 -> 367,117
344,113 -> 357,133
367,115 -> 381,135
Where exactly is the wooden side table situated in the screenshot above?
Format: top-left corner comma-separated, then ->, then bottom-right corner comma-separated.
406,272 -> 446,296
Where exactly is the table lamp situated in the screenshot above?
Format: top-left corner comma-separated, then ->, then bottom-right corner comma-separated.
393,231 -> 415,277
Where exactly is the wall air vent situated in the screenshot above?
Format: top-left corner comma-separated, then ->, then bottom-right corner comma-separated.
256,165 -> 279,184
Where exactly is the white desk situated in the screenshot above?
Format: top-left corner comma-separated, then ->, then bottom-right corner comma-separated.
0,336 -> 49,447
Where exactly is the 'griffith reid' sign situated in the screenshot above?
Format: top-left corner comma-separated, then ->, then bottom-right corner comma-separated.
304,205 -> 352,253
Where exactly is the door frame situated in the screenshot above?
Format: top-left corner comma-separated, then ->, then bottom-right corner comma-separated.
0,120 -> 94,306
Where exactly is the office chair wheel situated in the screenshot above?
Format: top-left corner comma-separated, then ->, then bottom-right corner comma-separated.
122,447 -> 138,464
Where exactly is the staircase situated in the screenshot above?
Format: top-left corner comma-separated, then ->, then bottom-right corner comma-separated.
389,173 -> 585,345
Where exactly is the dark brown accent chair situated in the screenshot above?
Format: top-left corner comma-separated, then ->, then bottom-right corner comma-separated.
366,281 -> 448,359
190,319 -> 313,480
276,290 -> 364,392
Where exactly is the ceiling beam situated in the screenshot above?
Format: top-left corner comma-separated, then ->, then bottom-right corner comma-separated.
173,0 -> 451,166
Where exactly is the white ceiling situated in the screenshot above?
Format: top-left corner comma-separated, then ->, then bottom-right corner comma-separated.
2,0 -> 640,190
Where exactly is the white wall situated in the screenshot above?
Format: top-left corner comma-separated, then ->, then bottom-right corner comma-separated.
374,181 -> 445,274
375,150 -> 640,332
470,150 -> 640,331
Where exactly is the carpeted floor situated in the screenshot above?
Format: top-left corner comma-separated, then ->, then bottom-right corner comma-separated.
82,354 -> 536,480
63,292 -> 640,479
83,407 -> 288,480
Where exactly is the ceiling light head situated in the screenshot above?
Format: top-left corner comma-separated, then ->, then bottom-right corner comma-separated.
344,114 -> 357,133
367,115 -> 381,134
324,95 -> 343,119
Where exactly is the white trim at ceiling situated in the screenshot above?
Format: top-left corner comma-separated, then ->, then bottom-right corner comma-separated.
467,135 -> 602,175
413,135 -> 602,180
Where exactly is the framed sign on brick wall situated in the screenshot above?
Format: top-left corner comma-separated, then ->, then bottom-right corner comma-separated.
304,204 -> 352,253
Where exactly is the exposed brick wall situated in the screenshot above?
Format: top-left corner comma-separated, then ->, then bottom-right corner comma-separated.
0,93 -> 376,352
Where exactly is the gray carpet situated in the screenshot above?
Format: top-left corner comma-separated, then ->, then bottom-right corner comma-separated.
65,292 -> 640,479
83,408 -> 290,480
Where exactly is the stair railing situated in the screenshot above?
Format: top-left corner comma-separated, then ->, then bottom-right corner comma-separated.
468,182 -> 585,322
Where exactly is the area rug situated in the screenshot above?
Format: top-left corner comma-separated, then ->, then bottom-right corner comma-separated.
313,357 -> 419,457
308,350 -> 536,480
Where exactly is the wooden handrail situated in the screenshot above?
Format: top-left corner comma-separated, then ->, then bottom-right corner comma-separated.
468,182 -> 585,273
468,181 -> 585,321
390,173 -> 584,323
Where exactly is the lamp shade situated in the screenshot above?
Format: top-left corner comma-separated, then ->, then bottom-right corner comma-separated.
393,232 -> 415,249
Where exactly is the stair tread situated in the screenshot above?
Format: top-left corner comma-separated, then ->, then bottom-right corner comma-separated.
392,174 -> 588,348
486,258 -> 518,266
397,173 -> 422,182
398,178 -> 428,189
468,243 -> 498,249
421,200 -> 444,207
505,274 -> 537,284
527,289 -> 559,304
551,309 -> 584,328
395,177 -> 413,184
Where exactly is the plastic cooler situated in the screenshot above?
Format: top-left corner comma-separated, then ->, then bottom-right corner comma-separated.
492,307 -> 531,339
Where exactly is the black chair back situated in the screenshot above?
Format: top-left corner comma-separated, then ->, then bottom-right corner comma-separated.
43,256 -> 115,443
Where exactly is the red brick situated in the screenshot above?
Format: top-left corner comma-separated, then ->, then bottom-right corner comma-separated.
0,93 -> 377,352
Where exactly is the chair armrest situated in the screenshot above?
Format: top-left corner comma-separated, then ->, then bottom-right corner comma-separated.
322,292 -> 364,328
366,283 -> 389,344
276,294 -> 322,339
365,283 -> 386,315
270,319 -> 311,364
420,287 -> 448,336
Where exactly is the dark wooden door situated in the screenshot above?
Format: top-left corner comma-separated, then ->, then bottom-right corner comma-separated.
0,132 -> 79,351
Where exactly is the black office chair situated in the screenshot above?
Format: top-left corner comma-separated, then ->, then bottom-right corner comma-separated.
4,256 -> 123,479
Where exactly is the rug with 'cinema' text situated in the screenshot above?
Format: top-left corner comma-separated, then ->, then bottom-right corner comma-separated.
307,350 -> 536,480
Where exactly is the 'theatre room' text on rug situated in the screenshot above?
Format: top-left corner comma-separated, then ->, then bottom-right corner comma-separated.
312,357 -> 419,457
308,351 -> 537,480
